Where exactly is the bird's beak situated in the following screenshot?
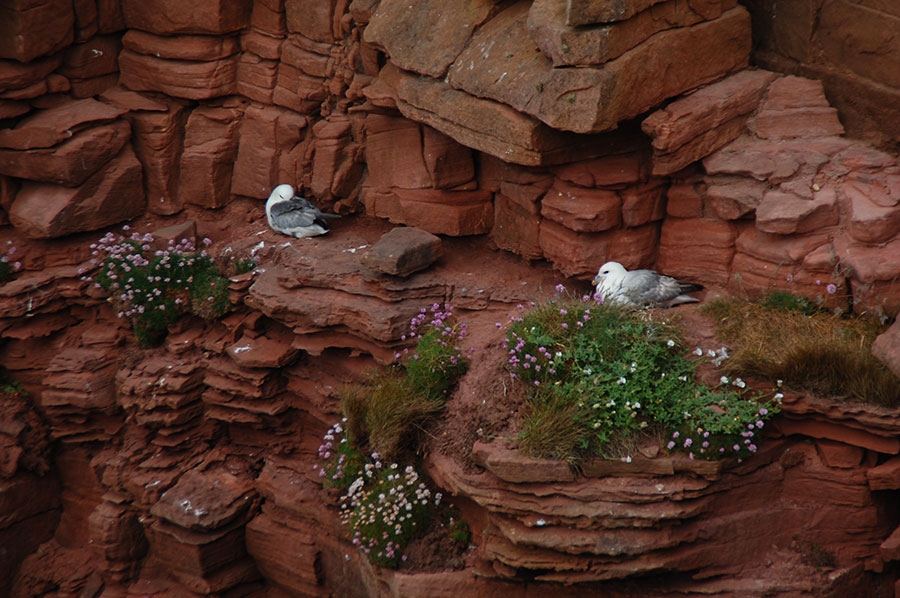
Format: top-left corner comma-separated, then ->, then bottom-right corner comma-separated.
591,278 -> 599,287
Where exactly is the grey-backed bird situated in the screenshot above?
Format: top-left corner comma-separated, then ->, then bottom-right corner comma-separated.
265,184 -> 340,238
592,261 -> 702,307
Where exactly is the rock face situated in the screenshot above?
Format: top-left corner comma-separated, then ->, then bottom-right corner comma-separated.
3,0 -> 900,597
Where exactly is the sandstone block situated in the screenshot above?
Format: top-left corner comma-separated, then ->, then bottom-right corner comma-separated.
665,182 -> 705,218
0,0 -> 74,62
846,190 -> 900,245
285,0 -> 337,43
250,0 -> 286,36
0,120 -> 131,187
0,98 -> 127,151
122,0 -> 252,35
232,104 -> 308,200
881,525 -> 900,562
179,106 -> 243,209
819,3 -> 900,89
531,0 -> 735,67
423,126 -> 476,190
540,220 -> 657,278
472,441 -> 576,483
365,188 -> 493,236
755,187 -> 839,235
866,457 -> 900,491
491,193 -> 544,261
236,53 -> 278,103
657,217 -> 736,285
566,0 -> 667,25
540,181 -> 621,232
392,64 -> 621,166
241,30 -> 284,60
245,510 -> 320,596
842,171 -> 900,209
119,49 -> 239,100
365,0 -> 494,78
553,151 -> 646,187
9,145 -> 145,239
651,116 -> 746,176
228,333 -> 299,369
58,34 -> 122,80
704,176 -> 766,220
361,227 -> 444,277
872,321 -> 900,381
704,139 -> 803,181
122,30 -> 240,61
643,69 -> 775,152
734,227 -> 830,265
273,62 -> 326,113
364,114 -> 432,190
0,54 -> 62,94
621,180 -> 667,227
448,5 -> 751,134
151,467 -> 255,531
753,107 -> 845,140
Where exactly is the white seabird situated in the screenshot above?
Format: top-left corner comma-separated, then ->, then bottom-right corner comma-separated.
592,261 -> 702,308
265,184 -> 340,238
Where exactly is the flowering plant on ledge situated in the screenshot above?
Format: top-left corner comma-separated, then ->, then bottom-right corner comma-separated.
89,228 -> 230,347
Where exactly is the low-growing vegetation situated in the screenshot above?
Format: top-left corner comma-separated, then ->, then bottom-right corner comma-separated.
315,303 -> 470,568
703,292 -> 900,407
89,228 -> 232,347
504,285 -> 779,464
0,240 -> 22,282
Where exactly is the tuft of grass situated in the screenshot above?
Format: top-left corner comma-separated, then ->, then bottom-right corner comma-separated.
506,286 -> 778,463
760,290 -> 819,315
704,296 -> 900,406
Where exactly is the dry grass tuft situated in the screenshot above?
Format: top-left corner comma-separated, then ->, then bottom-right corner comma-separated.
703,296 -> 900,406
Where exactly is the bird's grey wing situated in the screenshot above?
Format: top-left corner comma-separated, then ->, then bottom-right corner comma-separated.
291,194 -> 341,220
622,270 -> 681,305
270,201 -> 318,228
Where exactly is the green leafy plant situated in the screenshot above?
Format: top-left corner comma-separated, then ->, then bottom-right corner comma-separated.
505,285 -> 779,462
89,228 -> 231,347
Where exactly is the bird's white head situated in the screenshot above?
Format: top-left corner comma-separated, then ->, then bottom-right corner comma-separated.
592,261 -> 627,288
268,184 -> 295,205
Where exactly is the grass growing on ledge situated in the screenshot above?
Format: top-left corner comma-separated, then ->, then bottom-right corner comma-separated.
703,293 -> 900,407
89,228 -> 231,347
314,303 -> 470,569
505,285 -> 779,464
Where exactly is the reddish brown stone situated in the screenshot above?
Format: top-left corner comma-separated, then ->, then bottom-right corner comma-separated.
734,227 -> 830,265
566,0 -> 668,25
621,180 -> 667,227
179,105 -> 243,209
366,188 -> 494,236
232,104 -> 308,200
9,145 -> 145,239
272,62 -> 326,113
753,107 -> 845,140
666,181 -> 705,218
491,193 -> 544,261
365,0 -> 494,78
540,181 -> 621,232
363,114 -> 432,190
553,151 -> 646,187
58,34 -> 122,80
846,190 -> 900,245
866,456 -> 900,491
0,98 -> 127,151
448,5 -> 751,134
423,126 -> 476,190
360,226 -> 444,277
774,418 -> 900,454
643,69 -> 775,152
0,120 -> 131,187
704,176 -> 766,220
284,0 -> 337,43
122,30 -> 240,61
249,0 -> 286,36
0,0 -> 74,62
651,116 -> 747,176
530,0 -> 736,67
241,30 -> 283,61
236,53 -> 279,103
657,217 -> 736,285
472,441 -> 576,483
122,0 -> 252,35
119,49 -> 239,100
0,54 -> 62,94
755,187 -> 839,235
540,220 -> 658,278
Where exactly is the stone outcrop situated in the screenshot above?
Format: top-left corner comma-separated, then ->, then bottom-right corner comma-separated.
3,0 -> 900,596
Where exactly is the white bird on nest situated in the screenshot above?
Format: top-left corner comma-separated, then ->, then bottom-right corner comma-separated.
265,183 -> 340,238
592,261 -> 703,308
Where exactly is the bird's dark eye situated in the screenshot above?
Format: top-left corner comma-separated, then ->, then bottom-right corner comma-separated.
602,270 -> 609,275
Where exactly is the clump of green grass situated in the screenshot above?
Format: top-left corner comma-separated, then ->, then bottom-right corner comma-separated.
505,285 -> 778,463
704,294 -> 900,407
